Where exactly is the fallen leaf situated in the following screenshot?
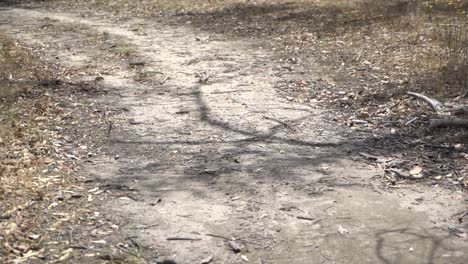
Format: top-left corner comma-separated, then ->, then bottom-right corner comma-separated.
338,225 -> 349,235
409,166 -> 423,175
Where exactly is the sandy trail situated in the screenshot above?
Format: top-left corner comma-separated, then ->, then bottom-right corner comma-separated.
1,6 -> 467,264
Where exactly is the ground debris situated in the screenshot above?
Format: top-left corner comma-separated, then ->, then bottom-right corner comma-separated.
200,255 -> 214,264
227,240 -> 242,253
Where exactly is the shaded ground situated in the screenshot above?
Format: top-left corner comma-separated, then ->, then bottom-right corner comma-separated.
0,1 -> 467,264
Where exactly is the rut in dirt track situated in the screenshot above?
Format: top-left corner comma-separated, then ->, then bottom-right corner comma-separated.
1,6 -> 467,264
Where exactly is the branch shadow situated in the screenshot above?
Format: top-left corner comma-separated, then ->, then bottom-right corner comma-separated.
173,1 -> 420,38
375,227 -> 459,264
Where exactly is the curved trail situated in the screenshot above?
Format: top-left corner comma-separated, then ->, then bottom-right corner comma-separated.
1,6 -> 467,264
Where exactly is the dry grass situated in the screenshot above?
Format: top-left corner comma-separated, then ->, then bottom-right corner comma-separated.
0,31 -> 144,263
49,0 -> 467,96
114,40 -> 137,57
437,17 -> 468,88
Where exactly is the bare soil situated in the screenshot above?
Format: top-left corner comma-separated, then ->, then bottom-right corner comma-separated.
0,2 -> 467,264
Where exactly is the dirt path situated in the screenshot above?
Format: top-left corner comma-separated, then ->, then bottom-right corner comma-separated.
1,6 -> 467,264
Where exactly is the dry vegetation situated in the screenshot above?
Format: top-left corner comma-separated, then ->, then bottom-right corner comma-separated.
0,34 -> 74,263
0,34 -> 113,263
47,0 -> 466,96
0,30 -> 148,263
0,0 -> 466,262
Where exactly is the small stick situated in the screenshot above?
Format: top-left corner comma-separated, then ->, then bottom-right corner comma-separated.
297,216 -> 316,221
297,217 -> 322,225
167,237 -> 201,241
210,89 -> 252,95
128,224 -> 159,230
160,76 -> 170,85
405,117 -> 418,126
106,121 -> 113,137
263,116 -> 295,131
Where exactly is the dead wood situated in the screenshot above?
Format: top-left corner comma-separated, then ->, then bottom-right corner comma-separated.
429,119 -> 468,128
129,61 -> 145,66
385,168 -> 424,180
407,92 -> 444,112
407,91 -> 468,114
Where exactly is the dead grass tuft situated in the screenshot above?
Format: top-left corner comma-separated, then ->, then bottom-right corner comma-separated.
437,17 -> 468,88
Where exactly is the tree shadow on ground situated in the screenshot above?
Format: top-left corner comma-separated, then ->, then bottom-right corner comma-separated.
102,79 -> 467,200
375,227 -> 456,264
173,1 -> 419,37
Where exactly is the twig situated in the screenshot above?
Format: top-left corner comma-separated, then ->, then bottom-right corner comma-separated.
210,89 -> 252,95
160,76 -> 170,85
263,115 -> 295,131
405,117 -> 418,126
297,216 -> 322,224
106,121 -> 113,137
296,216 -> 316,221
127,224 -> 159,230
166,237 -> 202,241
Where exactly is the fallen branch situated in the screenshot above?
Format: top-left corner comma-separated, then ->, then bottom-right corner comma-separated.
429,119 -> 468,128
407,92 -> 443,112
407,91 -> 468,114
